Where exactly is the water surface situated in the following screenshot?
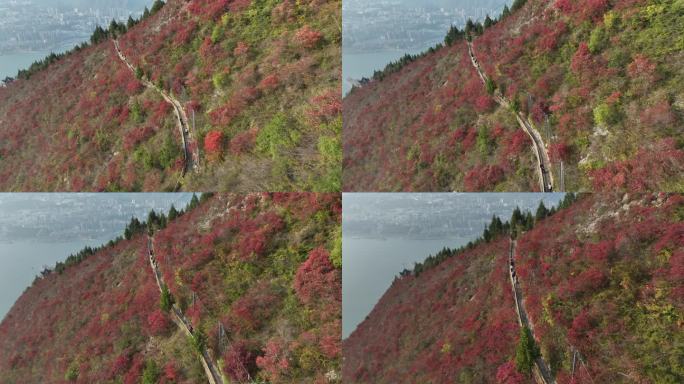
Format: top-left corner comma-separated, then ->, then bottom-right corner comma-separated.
343,236 -> 470,338
0,239 -> 110,319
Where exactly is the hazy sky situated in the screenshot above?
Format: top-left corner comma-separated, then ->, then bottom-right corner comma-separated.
342,193 -> 565,338
0,193 -> 193,321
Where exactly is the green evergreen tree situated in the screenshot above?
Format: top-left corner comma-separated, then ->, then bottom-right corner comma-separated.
512,0 -> 527,11
90,25 -> 108,44
515,326 -> 540,375
465,19 -> 476,37
151,0 -> 165,14
191,328 -> 208,352
188,194 -> 200,210
502,5 -> 511,18
168,204 -> 179,221
444,25 -> 463,46
127,15 -> 136,29
143,7 -> 150,19
484,15 -> 494,29
160,284 -> 174,312
485,77 -> 497,95
535,201 -> 549,221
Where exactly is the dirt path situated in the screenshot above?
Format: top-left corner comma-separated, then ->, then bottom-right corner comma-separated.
467,41 -> 554,192
113,40 -> 200,177
509,239 -> 557,384
147,236 -> 224,384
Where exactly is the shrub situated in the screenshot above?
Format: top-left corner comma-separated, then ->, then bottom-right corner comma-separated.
294,248 -> 339,305
588,27 -> 607,53
141,360 -> 160,384
147,309 -> 172,335
485,78 -> 497,95
496,361 -> 525,383
65,364 -> 79,381
204,130 -> 224,160
229,128 -> 258,156
295,26 -> 323,49
222,340 -> 260,382
593,102 -> 622,126
256,113 -> 299,159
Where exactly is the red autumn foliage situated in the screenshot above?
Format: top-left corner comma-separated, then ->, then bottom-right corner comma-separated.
294,248 -> 339,305
256,339 -> 290,381
234,41 -> 249,56
307,90 -> 342,125
222,340 -> 258,382
570,42 -> 592,74
556,0 -> 610,22
548,142 -> 570,162
258,74 -> 279,91
147,309 -> 172,335
589,139 -> 684,192
204,130 -> 224,157
627,54 -> 657,79
295,26 -> 323,49
496,361 -> 525,384
229,127 -> 258,155
464,165 -> 505,191
162,361 -> 179,383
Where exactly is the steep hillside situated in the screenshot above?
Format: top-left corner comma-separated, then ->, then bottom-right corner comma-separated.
343,0 -> 684,192
0,0 -> 341,192
343,193 -> 684,383
0,193 -> 341,383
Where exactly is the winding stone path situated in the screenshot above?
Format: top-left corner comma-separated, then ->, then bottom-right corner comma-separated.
468,41 -> 554,192
147,236 -> 224,384
114,40 -> 200,177
509,238 -> 556,384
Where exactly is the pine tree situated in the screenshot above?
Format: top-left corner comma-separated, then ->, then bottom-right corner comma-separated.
512,0 -> 527,11
484,15 -> 494,29
535,201 -> 549,221
188,194 -> 200,210
168,205 -> 179,221
515,327 -> 540,375
160,284 -> 174,312
151,0 -> 165,14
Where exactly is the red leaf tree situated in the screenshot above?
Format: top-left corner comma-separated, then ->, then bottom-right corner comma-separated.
294,248 -> 340,305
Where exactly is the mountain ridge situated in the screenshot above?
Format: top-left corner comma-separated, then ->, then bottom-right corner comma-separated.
343,192 -> 684,383
0,0 -> 341,192
0,193 -> 342,383
343,0 -> 684,192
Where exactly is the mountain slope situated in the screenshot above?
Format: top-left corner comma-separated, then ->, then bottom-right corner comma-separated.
0,193 -> 341,383
343,193 -> 684,383
343,0 -> 684,192
0,0 -> 341,192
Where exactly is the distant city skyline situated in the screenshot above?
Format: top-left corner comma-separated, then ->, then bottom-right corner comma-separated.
0,0 -> 152,79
